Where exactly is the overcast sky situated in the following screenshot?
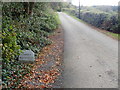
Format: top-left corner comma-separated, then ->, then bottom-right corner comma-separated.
68,0 -> 119,6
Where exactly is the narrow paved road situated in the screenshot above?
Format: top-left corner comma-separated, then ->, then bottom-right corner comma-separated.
58,12 -> 118,88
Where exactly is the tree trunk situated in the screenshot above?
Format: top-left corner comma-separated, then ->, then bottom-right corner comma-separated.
29,2 -> 34,15
23,2 -> 29,15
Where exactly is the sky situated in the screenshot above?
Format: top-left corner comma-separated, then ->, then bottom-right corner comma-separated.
68,0 -> 120,6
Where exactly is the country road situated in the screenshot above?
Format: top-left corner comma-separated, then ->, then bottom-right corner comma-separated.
58,12 -> 118,88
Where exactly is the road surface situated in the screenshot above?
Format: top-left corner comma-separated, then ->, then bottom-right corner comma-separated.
58,12 -> 118,88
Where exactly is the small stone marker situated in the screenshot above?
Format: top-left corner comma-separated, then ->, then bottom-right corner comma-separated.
19,50 -> 35,62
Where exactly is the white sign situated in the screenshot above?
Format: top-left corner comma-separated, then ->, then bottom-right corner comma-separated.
19,50 -> 35,62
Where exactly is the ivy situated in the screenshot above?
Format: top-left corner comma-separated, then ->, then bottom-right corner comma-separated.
2,2 -> 59,88
2,16 -> 20,64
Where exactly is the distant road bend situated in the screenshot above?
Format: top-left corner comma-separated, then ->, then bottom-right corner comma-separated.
58,12 -> 118,88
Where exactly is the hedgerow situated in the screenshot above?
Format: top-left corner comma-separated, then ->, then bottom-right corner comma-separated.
63,5 -> 119,34
2,2 -> 59,88
80,12 -> 118,33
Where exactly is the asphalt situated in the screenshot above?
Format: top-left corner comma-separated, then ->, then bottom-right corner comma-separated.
58,12 -> 118,88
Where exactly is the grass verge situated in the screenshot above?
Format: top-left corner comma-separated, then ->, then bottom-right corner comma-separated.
55,12 -> 61,25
